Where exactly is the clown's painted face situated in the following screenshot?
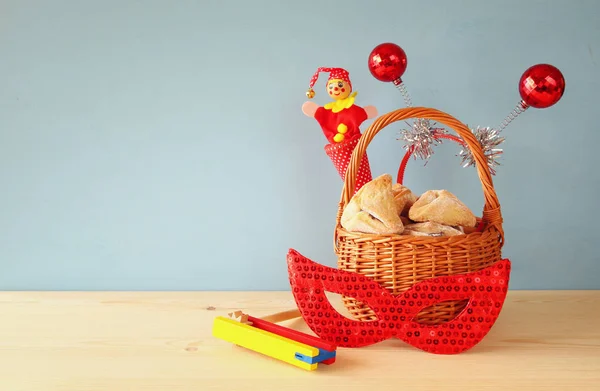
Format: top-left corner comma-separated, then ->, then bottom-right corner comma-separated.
327,79 -> 351,100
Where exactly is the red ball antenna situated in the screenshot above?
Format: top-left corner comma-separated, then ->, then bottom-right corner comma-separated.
498,63 -> 566,131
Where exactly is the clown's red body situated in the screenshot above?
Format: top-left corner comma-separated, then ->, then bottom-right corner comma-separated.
302,66 -> 377,192
314,103 -> 368,144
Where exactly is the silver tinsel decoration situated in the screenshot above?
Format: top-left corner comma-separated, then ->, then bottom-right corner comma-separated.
458,126 -> 505,175
399,118 -> 447,161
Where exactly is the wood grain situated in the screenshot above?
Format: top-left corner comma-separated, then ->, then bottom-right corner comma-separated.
0,291 -> 598,390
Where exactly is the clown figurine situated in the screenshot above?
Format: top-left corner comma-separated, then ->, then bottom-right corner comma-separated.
302,67 -> 378,193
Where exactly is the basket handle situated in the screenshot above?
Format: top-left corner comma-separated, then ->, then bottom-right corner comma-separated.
335,107 -> 504,242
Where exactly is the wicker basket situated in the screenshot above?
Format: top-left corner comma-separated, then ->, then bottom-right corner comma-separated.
334,107 -> 505,325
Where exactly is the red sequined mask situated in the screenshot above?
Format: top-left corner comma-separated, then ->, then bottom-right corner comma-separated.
287,249 -> 511,354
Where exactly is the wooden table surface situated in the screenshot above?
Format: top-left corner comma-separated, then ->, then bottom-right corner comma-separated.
0,291 -> 599,390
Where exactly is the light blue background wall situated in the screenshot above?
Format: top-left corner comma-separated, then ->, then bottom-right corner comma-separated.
1,0 -> 598,290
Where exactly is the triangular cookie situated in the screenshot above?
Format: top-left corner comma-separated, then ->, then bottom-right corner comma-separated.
341,174 -> 404,234
408,189 -> 476,227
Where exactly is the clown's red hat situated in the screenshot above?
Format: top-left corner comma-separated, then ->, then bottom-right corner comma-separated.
306,67 -> 352,98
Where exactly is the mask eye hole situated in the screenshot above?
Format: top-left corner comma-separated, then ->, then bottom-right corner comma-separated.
325,293 -> 379,322
413,299 -> 470,325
